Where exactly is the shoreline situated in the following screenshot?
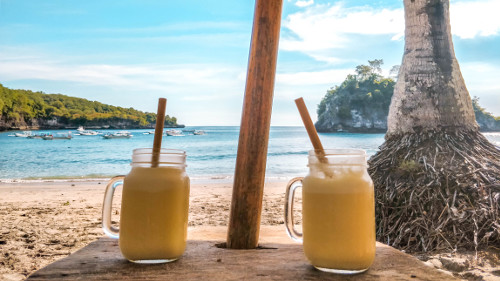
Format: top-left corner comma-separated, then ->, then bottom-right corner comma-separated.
0,175 -> 296,185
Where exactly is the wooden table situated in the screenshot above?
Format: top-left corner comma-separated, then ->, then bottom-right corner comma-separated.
27,226 -> 457,280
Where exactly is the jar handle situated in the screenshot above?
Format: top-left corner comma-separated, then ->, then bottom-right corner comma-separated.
102,176 -> 125,239
284,177 -> 304,243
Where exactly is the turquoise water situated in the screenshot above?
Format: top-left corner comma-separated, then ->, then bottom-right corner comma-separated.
1,127 -> 498,180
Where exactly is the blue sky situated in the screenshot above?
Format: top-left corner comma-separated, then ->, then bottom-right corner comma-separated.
0,0 -> 499,125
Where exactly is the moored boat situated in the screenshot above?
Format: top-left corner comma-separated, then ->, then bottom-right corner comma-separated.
193,130 -> 206,135
14,131 -> 33,137
76,126 -> 99,135
165,129 -> 184,136
27,134 -> 43,139
42,132 -> 72,140
102,131 -> 133,139
78,130 -> 99,136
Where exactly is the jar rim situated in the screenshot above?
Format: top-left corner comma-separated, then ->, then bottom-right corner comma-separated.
133,148 -> 186,155
308,148 -> 367,167
308,148 -> 366,156
131,148 -> 186,167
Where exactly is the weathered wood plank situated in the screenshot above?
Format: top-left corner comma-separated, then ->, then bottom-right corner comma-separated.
27,226 -> 457,280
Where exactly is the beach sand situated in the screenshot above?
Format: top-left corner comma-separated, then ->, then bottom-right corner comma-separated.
0,180 -> 497,280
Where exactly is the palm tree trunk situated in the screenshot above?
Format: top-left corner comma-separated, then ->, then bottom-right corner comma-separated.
388,0 -> 477,135
369,0 -> 500,252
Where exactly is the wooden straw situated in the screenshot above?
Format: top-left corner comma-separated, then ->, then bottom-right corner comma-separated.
295,97 -> 332,177
295,97 -> 324,151
152,98 -> 167,168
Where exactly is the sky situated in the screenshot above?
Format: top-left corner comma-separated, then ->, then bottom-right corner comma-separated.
0,0 -> 499,126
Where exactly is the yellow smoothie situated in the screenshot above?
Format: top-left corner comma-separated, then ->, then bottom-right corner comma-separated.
302,170 -> 375,270
119,166 -> 190,262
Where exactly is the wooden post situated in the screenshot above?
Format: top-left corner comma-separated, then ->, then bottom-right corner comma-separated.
227,0 -> 283,249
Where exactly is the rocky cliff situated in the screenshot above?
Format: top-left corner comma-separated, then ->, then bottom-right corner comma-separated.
316,106 -> 388,133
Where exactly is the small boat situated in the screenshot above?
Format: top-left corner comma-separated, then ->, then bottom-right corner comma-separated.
193,130 -> 206,135
166,129 -> 184,136
102,131 -> 133,139
42,132 -> 72,140
76,126 -> 98,135
27,134 -> 43,139
14,131 -> 33,137
78,130 -> 99,136
143,131 -> 155,135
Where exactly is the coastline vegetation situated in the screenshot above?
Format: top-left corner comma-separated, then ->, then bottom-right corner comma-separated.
0,83 -> 180,129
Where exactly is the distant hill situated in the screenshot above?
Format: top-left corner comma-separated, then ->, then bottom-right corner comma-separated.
315,61 -> 500,133
0,83 -> 182,131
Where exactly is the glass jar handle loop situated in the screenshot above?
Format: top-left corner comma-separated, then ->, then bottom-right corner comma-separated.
284,177 -> 304,243
102,176 -> 125,239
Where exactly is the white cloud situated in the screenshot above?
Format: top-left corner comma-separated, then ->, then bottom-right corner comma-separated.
281,3 -> 403,54
0,57 -> 244,97
451,0 -> 500,38
295,0 -> 314,8
282,0 -> 500,62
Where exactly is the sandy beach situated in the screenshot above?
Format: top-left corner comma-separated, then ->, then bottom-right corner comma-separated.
0,179 -> 498,280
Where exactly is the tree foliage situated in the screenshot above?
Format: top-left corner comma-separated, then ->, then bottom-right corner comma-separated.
0,84 -> 179,127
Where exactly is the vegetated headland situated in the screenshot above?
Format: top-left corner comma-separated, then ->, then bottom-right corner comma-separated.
0,83 -> 184,131
315,60 -> 500,133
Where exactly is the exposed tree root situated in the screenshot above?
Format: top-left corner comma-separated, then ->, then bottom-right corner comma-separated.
368,129 -> 500,252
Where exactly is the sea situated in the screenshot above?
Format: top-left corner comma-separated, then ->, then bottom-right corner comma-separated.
1,127 -> 499,182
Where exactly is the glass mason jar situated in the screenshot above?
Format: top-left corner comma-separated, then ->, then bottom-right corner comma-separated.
285,149 -> 375,274
102,148 -> 190,263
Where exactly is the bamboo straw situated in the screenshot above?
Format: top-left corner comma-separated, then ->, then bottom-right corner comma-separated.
295,97 -> 332,177
152,98 -> 167,168
295,97 -> 324,151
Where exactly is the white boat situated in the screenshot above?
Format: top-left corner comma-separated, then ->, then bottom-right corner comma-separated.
193,130 -> 206,135
27,134 -> 43,139
166,129 -> 184,136
14,131 -> 33,137
102,131 -> 133,139
78,130 -> 99,136
76,126 -> 98,135
142,131 -> 155,135
42,132 -> 72,140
